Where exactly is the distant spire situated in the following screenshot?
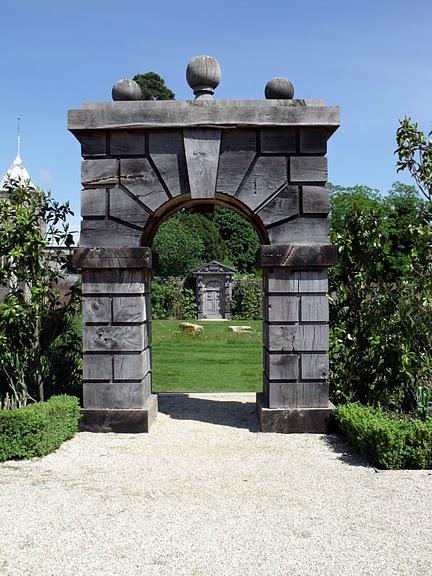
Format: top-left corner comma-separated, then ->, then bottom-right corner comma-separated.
17,116 -> 21,158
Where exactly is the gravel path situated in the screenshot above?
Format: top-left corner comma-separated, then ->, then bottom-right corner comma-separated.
0,393 -> 431,576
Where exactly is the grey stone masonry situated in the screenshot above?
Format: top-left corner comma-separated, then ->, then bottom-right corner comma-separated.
69,76 -> 339,433
73,247 -> 157,432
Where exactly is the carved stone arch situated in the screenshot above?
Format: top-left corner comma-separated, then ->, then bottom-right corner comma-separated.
70,84 -> 339,434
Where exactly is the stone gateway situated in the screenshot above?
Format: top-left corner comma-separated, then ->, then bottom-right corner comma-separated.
70,55 -> 340,433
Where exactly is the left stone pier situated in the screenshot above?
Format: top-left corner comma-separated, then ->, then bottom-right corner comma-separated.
73,247 -> 158,432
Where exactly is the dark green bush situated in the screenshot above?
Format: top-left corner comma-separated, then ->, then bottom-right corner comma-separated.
151,278 -> 198,320
0,395 -> 81,462
336,403 -> 432,469
231,276 -> 263,320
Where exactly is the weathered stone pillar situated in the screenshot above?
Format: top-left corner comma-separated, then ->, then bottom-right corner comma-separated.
73,247 -> 158,432
257,245 -> 337,433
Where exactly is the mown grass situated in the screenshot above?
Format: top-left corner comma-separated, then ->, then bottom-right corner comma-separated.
151,320 -> 262,393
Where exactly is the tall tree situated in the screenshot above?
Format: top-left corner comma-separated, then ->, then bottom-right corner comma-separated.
212,207 -> 261,273
152,216 -> 204,277
133,72 -> 175,100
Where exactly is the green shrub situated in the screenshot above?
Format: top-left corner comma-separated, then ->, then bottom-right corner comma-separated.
0,395 -> 81,462
336,403 -> 432,469
231,276 -> 263,320
151,278 -> 197,320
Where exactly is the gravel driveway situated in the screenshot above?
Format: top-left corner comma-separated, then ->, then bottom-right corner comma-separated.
0,393 -> 431,576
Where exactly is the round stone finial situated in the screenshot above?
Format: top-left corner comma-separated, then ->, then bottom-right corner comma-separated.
186,55 -> 221,100
112,79 -> 142,101
265,77 -> 295,100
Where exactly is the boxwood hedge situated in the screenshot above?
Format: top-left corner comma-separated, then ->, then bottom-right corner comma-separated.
0,395 -> 81,462
336,403 -> 432,470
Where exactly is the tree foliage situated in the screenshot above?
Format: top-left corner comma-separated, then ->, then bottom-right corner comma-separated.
152,216 -> 205,277
133,72 -> 175,101
212,207 -> 261,273
179,212 -> 227,263
396,117 -> 432,202
329,182 -> 432,412
0,179 -> 81,406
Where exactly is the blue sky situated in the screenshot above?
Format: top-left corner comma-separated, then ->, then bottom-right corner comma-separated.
1,0 -> 431,233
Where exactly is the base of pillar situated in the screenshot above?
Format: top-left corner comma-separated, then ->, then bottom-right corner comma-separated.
79,394 -> 158,433
256,393 -> 335,434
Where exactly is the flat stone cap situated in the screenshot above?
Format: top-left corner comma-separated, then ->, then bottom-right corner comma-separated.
73,247 -> 155,269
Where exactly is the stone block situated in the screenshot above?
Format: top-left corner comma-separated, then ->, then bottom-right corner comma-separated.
113,350 -> 150,381
264,352 -> 299,380
302,186 -> 330,214
256,186 -> 299,226
81,188 -> 107,217
183,128 -> 221,199
74,247 -> 154,270
81,159 -> 119,186
301,354 -> 329,380
256,393 -> 335,433
265,269 -> 328,294
264,324 -> 329,352
79,394 -> 158,432
216,129 -> 257,195
299,129 -> 327,153
109,187 -> 150,228
264,295 -> 299,322
265,379 -> 329,408
149,131 -> 188,197
84,324 -> 146,352
237,156 -> 287,212
120,158 -> 169,212
82,296 -> 111,323
290,157 -> 327,183
301,295 -> 329,322
80,219 -> 142,247
82,268 -> 147,294
83,354 -> 112,381
266,217 -> 330,245
260,128 -> 296,153
78,131 -> 107,157
112,296 -> 146,323
110,130 -> 146,156
257,244 -> 337,268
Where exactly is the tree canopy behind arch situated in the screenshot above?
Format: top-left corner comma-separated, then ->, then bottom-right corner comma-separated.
133,72 -> 175,100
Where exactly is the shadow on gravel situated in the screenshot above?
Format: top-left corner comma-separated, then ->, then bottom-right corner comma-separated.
323,435 -> 372,468
157,394 -> 260,432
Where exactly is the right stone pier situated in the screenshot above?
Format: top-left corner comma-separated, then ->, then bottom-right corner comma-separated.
257,243 -> 338,433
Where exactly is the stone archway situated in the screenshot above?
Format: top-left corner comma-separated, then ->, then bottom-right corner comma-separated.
70,56 -> 339,433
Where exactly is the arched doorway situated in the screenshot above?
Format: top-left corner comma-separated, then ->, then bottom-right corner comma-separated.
70,59 -> 339,433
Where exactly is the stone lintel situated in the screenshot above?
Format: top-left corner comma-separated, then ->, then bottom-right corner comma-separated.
257,244 -> 338,268
79,394 -> 158,433
74,246 -> 156,269
68,100 -> 340,134
256,393 -> 335,434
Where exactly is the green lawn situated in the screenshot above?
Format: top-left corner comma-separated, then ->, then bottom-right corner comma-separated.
151,320 -> 263,393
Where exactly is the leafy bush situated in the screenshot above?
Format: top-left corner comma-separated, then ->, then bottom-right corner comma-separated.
329,186 -> 432,412
0,178 -> 80,404
231,276 -> 263,320
336,403 -> 432,469
151,278 -> 197,319
0,395 -> 81,462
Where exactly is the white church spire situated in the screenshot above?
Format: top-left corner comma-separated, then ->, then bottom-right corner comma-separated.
0,117 -> 33,191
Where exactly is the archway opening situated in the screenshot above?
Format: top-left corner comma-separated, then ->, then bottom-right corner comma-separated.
144,196 -> 265,396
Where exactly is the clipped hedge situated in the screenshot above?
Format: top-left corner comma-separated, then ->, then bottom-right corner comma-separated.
336,403 -> 432,470
0,395 -> 81,463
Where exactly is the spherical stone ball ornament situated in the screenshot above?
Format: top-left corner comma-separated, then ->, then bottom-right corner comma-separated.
265,77 -> 295,100
186,55 -> 221,100
112,79 -> 142,101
